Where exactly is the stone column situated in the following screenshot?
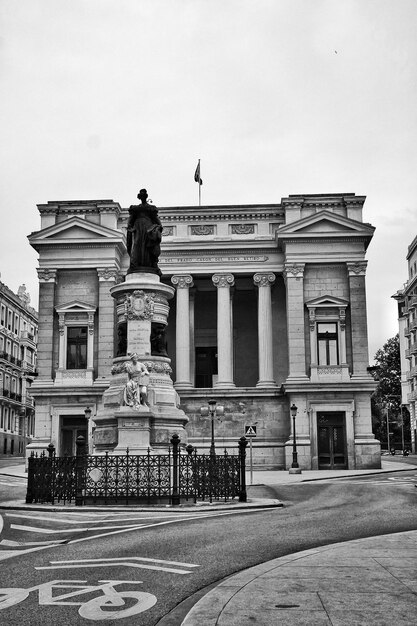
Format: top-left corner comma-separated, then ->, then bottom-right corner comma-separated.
97,268 -> 119,379
347,261 -> 369,378
254,272 -> 277,387
36,269 -> 57,381
171,275 -> 194,389
284,263 -> 308,381
212,273 -> 235,388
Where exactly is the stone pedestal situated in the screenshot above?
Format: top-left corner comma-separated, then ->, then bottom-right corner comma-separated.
93,272 -> 189,454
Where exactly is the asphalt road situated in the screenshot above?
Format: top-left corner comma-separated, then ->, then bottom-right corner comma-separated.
1,470 -> 417,625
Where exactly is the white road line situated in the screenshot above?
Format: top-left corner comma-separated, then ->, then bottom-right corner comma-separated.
6,513 -> 195,525
0,513 -> 3,534
36,562 -> 194,574
48,556 -> 199,567
1,539 -> 67,546
10,523 -> 149,534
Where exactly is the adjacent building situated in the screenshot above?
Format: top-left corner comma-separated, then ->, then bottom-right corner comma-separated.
0,281 -> 37,457
393,235 -> 417,453
28,192 -> 380,469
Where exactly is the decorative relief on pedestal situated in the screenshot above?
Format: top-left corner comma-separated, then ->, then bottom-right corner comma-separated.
253,272 -> 276,288
124,291 -> 155,320
283,264 -> 305,279
190,225 -> 214,236
162,226 -> 174,236
347,261 -> 367,276
97,268 -> 119,282
212,273 -> 235,288
37,268 -> 57,282
111,360 -> 172,376
171,275 -> 194,289
231,224 -> 255,235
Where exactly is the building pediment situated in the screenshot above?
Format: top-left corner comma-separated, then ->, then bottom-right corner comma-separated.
55,300 -> 97,315
276,210 -> 375,250
305,295 -> 349,309
28,217 -> 124,252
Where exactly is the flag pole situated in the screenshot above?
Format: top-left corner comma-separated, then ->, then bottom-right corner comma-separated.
198,159 -> 201,207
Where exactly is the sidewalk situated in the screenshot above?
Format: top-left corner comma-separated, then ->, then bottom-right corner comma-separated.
181,530 -> 417,625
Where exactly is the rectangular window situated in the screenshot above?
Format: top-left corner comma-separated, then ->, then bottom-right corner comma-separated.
7,310 -> 12,330
14,314 -> 19,334
317,323 -> 339,366
1,305 -> 5,326
66,326 -> 88,369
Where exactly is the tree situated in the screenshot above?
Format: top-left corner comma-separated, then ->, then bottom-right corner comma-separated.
370,334 -> 410,449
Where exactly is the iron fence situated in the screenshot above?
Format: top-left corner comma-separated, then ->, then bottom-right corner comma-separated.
26,435 -> 248,506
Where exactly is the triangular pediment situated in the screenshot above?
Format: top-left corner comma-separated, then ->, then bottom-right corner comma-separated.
28,217 -> 123,245
56,300 -> 96,314
306,295 -> 349,308
277,210 -> 375,236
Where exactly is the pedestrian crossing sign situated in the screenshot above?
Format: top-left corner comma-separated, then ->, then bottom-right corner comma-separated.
245,425 -> 257,437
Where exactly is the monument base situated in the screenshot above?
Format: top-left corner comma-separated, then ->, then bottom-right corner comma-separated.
113,406 -> 152,454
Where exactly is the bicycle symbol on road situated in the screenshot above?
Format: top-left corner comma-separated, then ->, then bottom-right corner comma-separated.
0,579 -> 157,620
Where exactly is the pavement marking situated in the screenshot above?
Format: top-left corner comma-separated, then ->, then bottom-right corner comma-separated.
36,555 -> 199,575
10,522 -> 152,534
0,539 -> 66,547
0,514 -> 3,535
6,512 -> 198,525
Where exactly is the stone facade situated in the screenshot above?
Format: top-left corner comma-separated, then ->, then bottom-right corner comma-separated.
0,282 -> 37,457
28,193 -> 380,469
393,235 -> 417,453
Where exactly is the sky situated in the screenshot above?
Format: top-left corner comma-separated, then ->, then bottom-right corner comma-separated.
0,0 -> 416,362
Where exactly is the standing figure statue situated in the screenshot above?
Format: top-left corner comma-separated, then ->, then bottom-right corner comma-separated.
124,354 -> 150,408
126,188 -> 163,275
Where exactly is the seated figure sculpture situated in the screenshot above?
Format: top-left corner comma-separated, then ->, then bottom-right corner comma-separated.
124,354 -> 150,408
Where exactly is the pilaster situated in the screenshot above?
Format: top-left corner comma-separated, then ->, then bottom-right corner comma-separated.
284,263 -> 308,381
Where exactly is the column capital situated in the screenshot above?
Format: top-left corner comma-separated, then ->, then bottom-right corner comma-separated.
212,273 -> 235,288
37,268 -> 57,283
97,267 -> 120,282
254,272 -> 276,288
171,275 -> 194,289
346,261 -> 367,276
283,263 -> 305,279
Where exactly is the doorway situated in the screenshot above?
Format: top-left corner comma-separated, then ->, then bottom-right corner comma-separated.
195,347 -> 218,388
61,416 -> 87,456
317,412 -> 347,469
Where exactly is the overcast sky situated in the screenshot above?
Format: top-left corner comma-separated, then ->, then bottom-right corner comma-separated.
1,0 -> 416,361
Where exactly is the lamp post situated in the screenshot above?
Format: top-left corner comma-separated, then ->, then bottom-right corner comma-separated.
84,406 -> 92,454
289,403 -> 302,474
200,399 -> 224,456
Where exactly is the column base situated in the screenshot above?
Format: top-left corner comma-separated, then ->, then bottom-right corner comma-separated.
256,380 -> 278,388
214,381 -> 236,389
174,381 -> 194,390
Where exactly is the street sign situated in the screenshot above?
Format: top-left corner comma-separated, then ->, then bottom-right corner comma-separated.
245,425 -> 257,437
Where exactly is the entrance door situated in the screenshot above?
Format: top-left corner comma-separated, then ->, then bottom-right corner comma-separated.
61,416 -> 87,456
195,347 -> 218,388
317,412 -> 347,469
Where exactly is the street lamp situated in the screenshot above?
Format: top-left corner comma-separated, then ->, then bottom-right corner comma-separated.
200,399 -> 224,456
84,407 -> 92,454
289,403 -> 302,475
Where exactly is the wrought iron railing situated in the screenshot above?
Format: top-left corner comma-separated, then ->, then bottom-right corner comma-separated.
26,435 -> 248,506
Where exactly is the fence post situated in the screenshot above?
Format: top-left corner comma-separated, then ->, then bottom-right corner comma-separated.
75,435 -> 86,506
25,452 -> 35,503
238,436 -> 248,502
171,433 -> 180,505
46,443 -> 55,504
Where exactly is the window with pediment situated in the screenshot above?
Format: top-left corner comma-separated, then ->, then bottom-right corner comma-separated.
55,301 -> 96,385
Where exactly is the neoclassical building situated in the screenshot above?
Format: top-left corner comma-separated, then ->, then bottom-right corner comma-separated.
28,192 -> 380,469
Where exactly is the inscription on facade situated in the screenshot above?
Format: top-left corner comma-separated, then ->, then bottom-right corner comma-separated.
160,255 -> 269,264
127,320 -> 151,356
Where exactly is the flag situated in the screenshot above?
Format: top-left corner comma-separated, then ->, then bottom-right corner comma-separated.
194,161 -> 203,185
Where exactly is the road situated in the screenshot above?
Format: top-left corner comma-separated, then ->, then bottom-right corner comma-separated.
1,468 -> 417,624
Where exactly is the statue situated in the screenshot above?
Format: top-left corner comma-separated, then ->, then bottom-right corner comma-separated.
124,354 -> 150,408
151,322 -> 168,356
126,188 -> 163,275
